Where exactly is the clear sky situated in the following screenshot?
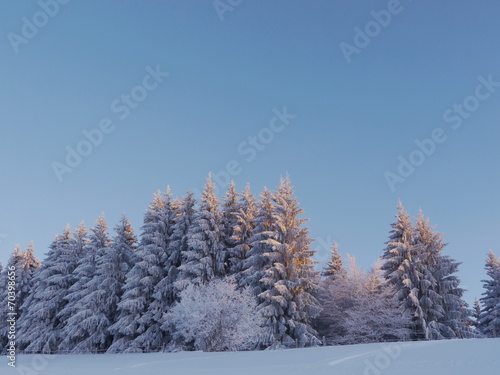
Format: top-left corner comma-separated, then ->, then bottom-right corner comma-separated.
1,0 -> 499,304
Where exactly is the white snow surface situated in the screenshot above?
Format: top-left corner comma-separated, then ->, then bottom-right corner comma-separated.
5,338 -> 499,375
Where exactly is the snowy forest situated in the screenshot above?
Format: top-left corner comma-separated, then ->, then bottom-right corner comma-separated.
0,175 -> 499,354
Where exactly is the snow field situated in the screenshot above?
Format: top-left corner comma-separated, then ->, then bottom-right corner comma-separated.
4,338 -> 499,375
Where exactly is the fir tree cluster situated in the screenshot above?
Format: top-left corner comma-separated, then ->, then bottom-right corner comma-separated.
1,180 -> 499,355
381,203 -> 475,340
0,176 -> 321,354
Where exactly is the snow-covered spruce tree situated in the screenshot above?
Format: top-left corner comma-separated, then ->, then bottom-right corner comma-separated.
60,215 -> 136,353
157,191 -> 197,345
0,245 -> 22,298
408,212 -> 447,339
168,191 -> 197,293
18,225 -> 81,353
131,190 -> 179,352
229,184 -> 257,285
0,243 -> 40,354
0,245 -> 23,354
221,181 -> 241,275
381,202 -> 423,339
179,175 -> 226,286
321,241 -> 345,280
411,212 -> 443,333
63,214 -> 137,353
382,205 -> 474,340
108,189 -> 175,353
479,251 -> 500,337
72,221 -> 90,258
413,212 -> 473,340
239,188 -> 275,294
428,254 -> 473,339
472,298 -> 482,329
167,277 -> 264,352
258,177 -> 322,348
17,242 -> 41,317
58,215 -> 111,352
314,252 -> 352,344
89,215 -> 137,349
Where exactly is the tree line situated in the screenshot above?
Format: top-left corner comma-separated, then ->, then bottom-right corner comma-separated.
0,176 -> 499,354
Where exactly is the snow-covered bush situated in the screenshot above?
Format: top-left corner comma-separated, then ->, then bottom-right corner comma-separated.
316,256 -> 411,345
167,277 -> 264,352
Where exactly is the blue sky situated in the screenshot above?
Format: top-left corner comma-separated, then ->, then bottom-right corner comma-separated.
1,0 -> 499,303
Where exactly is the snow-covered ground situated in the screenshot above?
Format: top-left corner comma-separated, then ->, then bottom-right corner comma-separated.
5,338 -> 499,375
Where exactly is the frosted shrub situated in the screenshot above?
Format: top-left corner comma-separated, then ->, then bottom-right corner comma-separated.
168,277 -> 264,352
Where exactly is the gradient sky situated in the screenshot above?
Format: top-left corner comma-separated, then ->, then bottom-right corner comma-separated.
1,0 -> 499,304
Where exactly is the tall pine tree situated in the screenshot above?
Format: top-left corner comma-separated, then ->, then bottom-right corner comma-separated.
108,189 -> 174,353
179,175 -> 225,286
239,188 -> 275,294
472,298 -> 482,329
156,191 -> 197,344
170,191 -> 197,293
258,177 -> 321,348
381,202 -> 423,339
382,205 -> 474,340
221,181 -> 240,271
322,241 -> 345,280
58,214 -> 113,353
132,190 -> 178,352
0,245 -> 26,354
479,251 -> 500,337
413,212 -> 472,339
17,242 -> 41,316
229,184 -> 256,285
18,226 -> 81,353
92,215 -> 137,349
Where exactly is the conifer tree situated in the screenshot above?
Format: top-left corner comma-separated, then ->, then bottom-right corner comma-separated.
429,255 -> 472,339
108,189 -> 174,353
132,190 -> 178,352
258,177 -> 321,348
18,226 -> 80,353
413,212 -> 473,339
93,215 -> 137,347
322,241 -> 345,280
382,205 -> 474,340
411,212 -> 444,338
381,202 -> 423,339
73,221 -> 90,258
170,191 -> 197,293
314,252 -> 350,344
57,216 -> 109,351
0,246 -> 24,354
18,242 -> 41,316
179,175 -> 225,286
59,214 -> 125,353
156,191 -> 197,343
221,181 -> 240,273
239,188 -> 275,294
229,184 -> 256,284
479,251 -> 500,337
472,298 -> 482,329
